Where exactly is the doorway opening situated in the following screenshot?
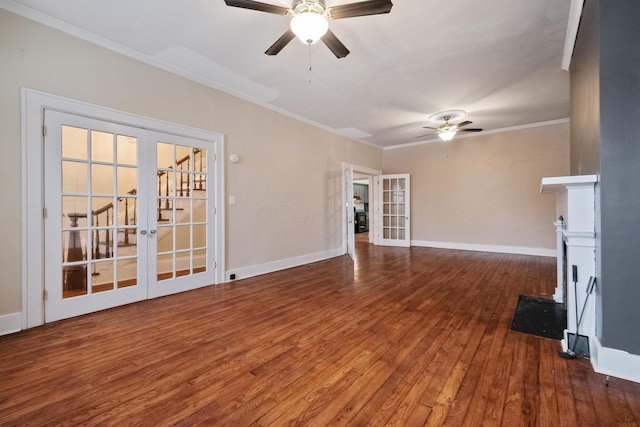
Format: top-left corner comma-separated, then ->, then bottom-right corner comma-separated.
352,175 -> 372,254
343,163 -> 380,260
343,164 -> 411,260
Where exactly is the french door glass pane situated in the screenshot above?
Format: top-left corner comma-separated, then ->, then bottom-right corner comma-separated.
90,130 -> 114,163
61,126 -> 87,160
62,161 -> 88,193
117,258 -> 137,288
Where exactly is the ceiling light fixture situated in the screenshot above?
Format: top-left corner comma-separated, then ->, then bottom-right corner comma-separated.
416,111 -> 484,142
425,110 -> 471,142
290,12 -> 328,44
438,130 -> 456,141
290,1 -> 329,45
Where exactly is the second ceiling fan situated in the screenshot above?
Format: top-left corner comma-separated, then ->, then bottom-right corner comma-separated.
224,0 -> 393,58
417,110 -> 483,141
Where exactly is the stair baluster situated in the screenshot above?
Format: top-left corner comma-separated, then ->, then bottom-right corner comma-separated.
106,209 -> 112,258
165,170 -> 170,208
123,197 -> 130,245
94,213 -> 101,259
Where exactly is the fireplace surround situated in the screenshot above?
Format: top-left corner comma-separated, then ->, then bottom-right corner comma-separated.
540,175 -> 597,355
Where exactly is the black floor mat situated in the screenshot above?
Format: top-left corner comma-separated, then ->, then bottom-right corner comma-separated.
510,295 -> 566,340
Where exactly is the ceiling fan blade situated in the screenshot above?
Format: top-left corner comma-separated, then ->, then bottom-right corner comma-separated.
456,120 -> 473,128
265,29 -> 296,55
328,0 -> 393,19
457,128 -> 483,132
224,0 -> 290,15
422,126 -> 439,130
321,30 -> 350,58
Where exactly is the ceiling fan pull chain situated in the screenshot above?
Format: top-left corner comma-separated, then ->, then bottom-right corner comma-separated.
308,44 -> 313,83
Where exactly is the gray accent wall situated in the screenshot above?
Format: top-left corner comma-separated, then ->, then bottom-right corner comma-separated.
570,0 -> 600,176
571,0 -> 640,355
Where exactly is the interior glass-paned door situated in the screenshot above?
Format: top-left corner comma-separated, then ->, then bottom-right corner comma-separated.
345,165 -> 355,259
44,111 -> 149,322
377,174 -> 411,247
149,132 -> 215,298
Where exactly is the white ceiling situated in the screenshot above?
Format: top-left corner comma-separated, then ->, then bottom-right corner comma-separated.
5,0 -> 572,148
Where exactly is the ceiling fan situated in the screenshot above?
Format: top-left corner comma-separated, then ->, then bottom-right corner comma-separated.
223,0 -> 393,58
417,110 -> 483,141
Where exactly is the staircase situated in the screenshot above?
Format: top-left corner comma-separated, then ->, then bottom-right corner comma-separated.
64,148 -> 206,264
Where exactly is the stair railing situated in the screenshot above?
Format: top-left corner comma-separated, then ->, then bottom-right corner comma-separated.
79,147 -> 206,259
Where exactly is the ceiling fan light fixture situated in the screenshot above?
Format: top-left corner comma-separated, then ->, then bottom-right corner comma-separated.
290,12 -> 329,45
439,130 -> 456,141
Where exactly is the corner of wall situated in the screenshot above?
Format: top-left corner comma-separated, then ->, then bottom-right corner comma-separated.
591,335 -> 640,384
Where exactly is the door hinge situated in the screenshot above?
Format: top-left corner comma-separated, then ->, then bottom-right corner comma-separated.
213,153 -> 217,161
43,208 -> 48,219
42,125 -> 47,136
213,207 -> 216,215
43,289 -> 48,301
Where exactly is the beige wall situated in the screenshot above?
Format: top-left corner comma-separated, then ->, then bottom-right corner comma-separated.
0,10 -> 382,316
382,123 -> 570,249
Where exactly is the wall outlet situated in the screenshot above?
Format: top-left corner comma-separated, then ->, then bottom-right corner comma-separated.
229,273 -> 236,280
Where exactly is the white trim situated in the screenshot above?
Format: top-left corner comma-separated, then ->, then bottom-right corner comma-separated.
351,165 -> 383,178
384,119 -> 570,151
1,0 -> 380,150
540,174 -> 598,194
21,88 -> 226,328
561,0 -> 585,71
411,240 -> 555,257
590,335 -> 640,384
563,231 -> 596,244
215,139 -> 226,286
344,164 -> 355,259
227,248 -> 344,282
0,312 -> 22,336
22,89 -> 45,329
553,219 -> 565,303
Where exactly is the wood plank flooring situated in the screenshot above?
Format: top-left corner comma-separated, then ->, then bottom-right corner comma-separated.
1,236 -> 639,426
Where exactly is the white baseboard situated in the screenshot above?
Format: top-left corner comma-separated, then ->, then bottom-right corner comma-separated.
590,335 -> 640,384
227,248 -> 344,282
0,312 -> 22,337
411,240 -> 555,257
553,286 -> 564,303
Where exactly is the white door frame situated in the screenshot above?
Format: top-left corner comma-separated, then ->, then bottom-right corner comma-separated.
341,162 -> 381,257
21,88 -> 225,328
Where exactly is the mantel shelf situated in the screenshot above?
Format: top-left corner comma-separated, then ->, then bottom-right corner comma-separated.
539,174 -> 598,194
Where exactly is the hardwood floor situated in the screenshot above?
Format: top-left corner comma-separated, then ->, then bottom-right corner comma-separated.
2,237 -> 640,426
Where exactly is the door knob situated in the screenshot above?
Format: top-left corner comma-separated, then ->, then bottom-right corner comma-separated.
149,229 -> 157,235
140,230 -> 147,235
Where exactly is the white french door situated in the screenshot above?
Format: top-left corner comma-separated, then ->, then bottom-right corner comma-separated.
43,110 -> 216,322
345,165 -> 355,259
148,131 -> 216,298
374,174 -> 411,247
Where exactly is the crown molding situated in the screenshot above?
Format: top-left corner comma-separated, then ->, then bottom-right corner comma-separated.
561,0 -> 585,71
